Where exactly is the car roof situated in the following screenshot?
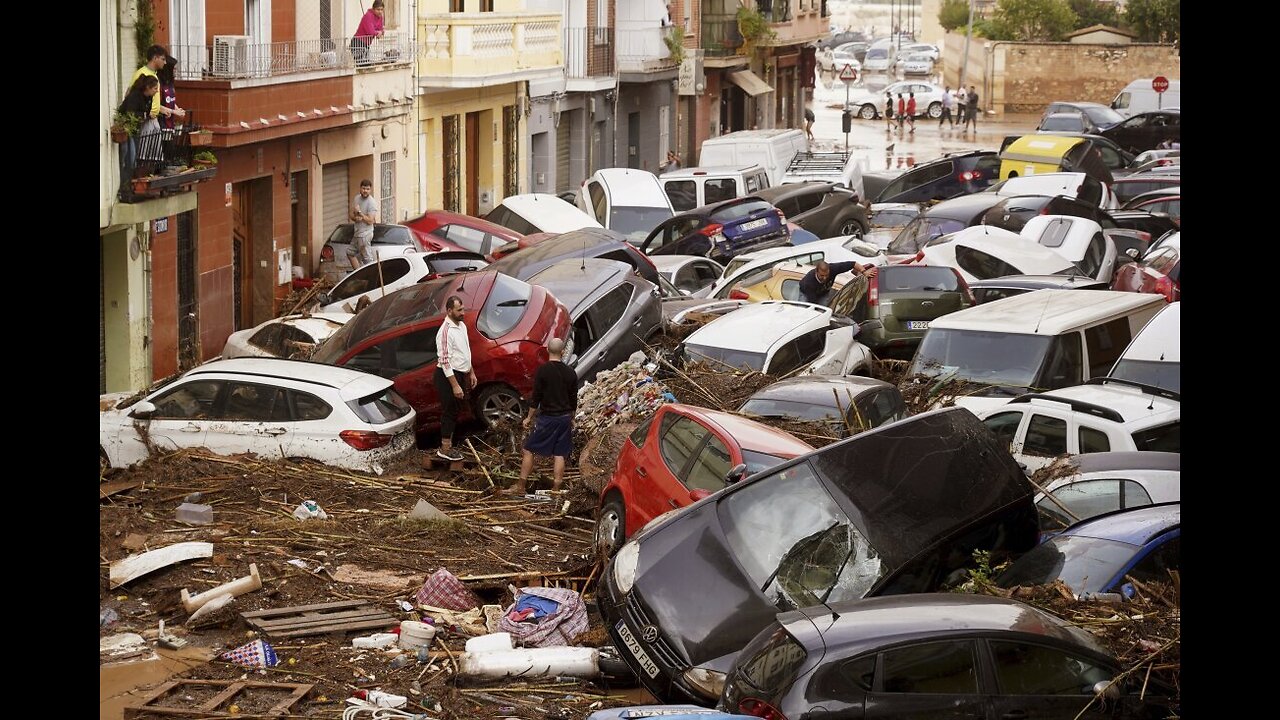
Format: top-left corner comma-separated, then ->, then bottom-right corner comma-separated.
1034,380 -> 1180,424
412,210 -> 524,239
1127,187 -> 1180,203
922,192 -> 1006,220
1119,302 -> 1179,362
661,165 -> 769,177
1067,451 -> 1180,475
487,227 -> 632,272
779,593 -> 1109,659
930,226 -> 1076,273
684,301 -> 830,352
968,275 -> 1105,290
745,376 -> 895,406
500,194 -> 603,231
754,181 -> 838,201
526,258 -> 632,315
670,404 -> 815,456
992,172 -> 1092,196
1059,502 -> 1179,546
182,358 -> 392,400
265,313 -> 355,335
930,289 -> 1163,334
1050,101 -> 1109,110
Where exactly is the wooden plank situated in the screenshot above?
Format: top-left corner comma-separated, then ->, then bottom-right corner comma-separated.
240,599 -> 366,618
199,681 -> 245,711
269,617 -> 402,638
270,684 -> 313,714
125,679 -> 312,718
101,479 -> 144,500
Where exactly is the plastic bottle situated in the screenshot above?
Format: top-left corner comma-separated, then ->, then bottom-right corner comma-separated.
351,689 -> 407,709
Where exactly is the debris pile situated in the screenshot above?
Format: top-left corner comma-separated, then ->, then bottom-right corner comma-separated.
574,357 -> 674,441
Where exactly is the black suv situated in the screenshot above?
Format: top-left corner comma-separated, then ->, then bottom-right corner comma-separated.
873,151 -> 1002,203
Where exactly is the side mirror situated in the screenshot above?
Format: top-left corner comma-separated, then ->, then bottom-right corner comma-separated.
725,463 -> 749,485
129,401 -> 156,419
689,489 -> 712,502
1125,247 -> 1140,259
315,292 -> 331,306
1092,681 -> 1121,700
566,353 -> 579,367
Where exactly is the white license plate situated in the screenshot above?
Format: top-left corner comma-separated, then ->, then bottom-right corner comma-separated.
616,621 -> 661,679
737,218 -> 768,232
906,320 -> 931,330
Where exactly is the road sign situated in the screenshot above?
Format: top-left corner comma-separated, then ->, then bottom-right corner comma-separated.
1152,76 -> 1169,93
839,64 -> 858,83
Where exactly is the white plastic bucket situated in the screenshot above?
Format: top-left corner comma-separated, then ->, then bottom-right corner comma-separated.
464,632 -> 514,653
399,621 -> 437,650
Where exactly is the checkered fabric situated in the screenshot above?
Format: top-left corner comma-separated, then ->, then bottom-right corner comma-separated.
499,586 -> 589,648
415,567 -> 481,611
220,639 -> 279,668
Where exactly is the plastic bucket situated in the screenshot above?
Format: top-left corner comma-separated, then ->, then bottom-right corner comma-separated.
399,620 -> 437,650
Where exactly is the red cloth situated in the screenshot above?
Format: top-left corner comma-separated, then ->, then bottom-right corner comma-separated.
906,98 -> 917,115
897,98 -> 906,115
415,567 -> 480,611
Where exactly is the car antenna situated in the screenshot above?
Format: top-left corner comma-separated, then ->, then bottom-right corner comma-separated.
1033,290 -> 1052,334
581,238 -> 587,271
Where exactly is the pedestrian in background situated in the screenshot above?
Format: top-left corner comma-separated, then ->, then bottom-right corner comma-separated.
905,93 -> 917,134
433,296 -> 475,463
513,337 -> 577,495
965,85 -> 980,131
956,86 -> 968,125
348,180 -> 378,270
939,85 -> 954,128
896,93 -> 906,134
804,102 -> 816,142
884,92 -> 896,132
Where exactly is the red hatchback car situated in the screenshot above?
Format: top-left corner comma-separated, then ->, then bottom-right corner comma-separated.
404,210 -> 526,260
596,403 -> 813,555
312,271 -> 570,434
1112,230 -> 1179,302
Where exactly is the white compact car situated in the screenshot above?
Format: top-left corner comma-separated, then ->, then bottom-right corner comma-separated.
845,81 -> 948,120
222,313 -> 355,359
916,225 -> 1079,283
680,300 -> 876,376
1020,215 -> 1117,283
1032,451 -> 1179,531
317,251 -> 487,314
100,358 -> 418,474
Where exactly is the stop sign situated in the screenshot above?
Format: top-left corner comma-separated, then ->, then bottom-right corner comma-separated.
1152,76 -> 1169,93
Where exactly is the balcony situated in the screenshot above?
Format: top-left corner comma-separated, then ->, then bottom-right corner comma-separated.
113,123 -> 218,204
418,13 -> 562,88
617,27 -> 677,75
702,18 -> 745,59
755,1 -> 828,47
566,27 -> 615,78
171,33 -> 414,85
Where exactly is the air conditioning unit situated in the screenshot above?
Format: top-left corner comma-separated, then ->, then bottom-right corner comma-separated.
212,35 -> 251,77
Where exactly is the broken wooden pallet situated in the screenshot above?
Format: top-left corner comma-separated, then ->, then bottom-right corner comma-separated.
241,600 -> 399,638
124,679 -> 311,717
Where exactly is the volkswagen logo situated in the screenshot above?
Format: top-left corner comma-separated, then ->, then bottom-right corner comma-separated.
641,625 -> 660,643
922,300 -> 934,307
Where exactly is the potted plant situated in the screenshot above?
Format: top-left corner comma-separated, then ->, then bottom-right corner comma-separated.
192,150 -> 218,168
188,129 -> 214,146
110,109 -> 141,143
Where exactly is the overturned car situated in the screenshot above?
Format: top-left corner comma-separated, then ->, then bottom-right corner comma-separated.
598,406 -> 1040,705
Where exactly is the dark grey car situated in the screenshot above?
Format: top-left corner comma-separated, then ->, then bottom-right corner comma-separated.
738,376 -> 906,438
485,227 -> 661,286
526,258 -> 663,383
754,182 -> 870,239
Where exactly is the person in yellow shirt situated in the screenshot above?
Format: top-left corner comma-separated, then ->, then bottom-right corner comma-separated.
131,45 -> 186,125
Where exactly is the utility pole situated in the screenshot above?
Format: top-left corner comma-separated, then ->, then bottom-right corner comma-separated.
959,0 -> 976,89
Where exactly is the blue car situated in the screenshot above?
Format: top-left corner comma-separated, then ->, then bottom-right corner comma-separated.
997,503 -> 1179,597
638,196 -> 791,265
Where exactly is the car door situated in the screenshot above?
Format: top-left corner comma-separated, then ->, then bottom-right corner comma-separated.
142,379 -> 224,453
638,412 -> 712,524
326,257 -> 415,312
640,216 -> 701,255
215,380 -> 294,460
981,409 -> 1028,458
280,388 -> 341,464
1019,411 -> 1069,473
341,326 -> 442,426
1037,477 -> 1155,531
580,283 -> 636,381
863,640 -> 987,720
984,640 -> 1118,719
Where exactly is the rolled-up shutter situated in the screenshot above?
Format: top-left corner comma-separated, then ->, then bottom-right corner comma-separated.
322,162 -> 350,237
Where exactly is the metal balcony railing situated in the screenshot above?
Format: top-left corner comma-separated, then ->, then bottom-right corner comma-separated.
702,19 -> 744,58
565,26 -> 615,78
170,32 -> 414,81
756,0 -> 793,23
116,119 -> 215,203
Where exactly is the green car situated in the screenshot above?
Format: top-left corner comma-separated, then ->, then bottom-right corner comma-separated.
830,264 -> 974,359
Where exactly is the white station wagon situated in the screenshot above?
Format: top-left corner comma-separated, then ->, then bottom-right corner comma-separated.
680,300 -> 876,376
100,358 -> 417,475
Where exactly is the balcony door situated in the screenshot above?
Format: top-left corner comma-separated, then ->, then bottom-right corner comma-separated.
245,0 -> 272,77
169,0 -> 207,76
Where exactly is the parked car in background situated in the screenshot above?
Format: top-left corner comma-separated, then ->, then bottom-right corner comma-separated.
968,274 -> 1109,304
402,209 -> 525,260
754,182 -> 869,238
318,223 -> 423,284
895,52 -> 935,75
318,252 -> 488,314
828,265 -> 975,358
1111,78 -> 1180,118
638,196 -> 791,265
222,313 -> 354,359
682,301 -> 877,376
1121,188 -> 1180,224
1111,231 -> 1179,302
594,403 -> 813,556
1112,173 -> 1180,204
485,227 -> 661,286
1032,451 -> 1180,532
903,42 -> 940,60
738,375 -> 906,437
821,41 -> 864,73
998,503 -> 1180,597
1109,301 -> 1178,393
1041,101 -> 1125,131
1101,109 -> 1180,154
525,259 -> 662,383
311,271 -> 571,432
599,407 -> 1039,704
576,168 -> 676,245
818,30 -> 865,51
861,44 -> 893,72
1037,112 -> 1093,134
846,80 -> 947,119
100,359 -> 417,474
483,193 -> 602,235
885,192 -> 1007,256
650,255 -> 725,296
978,377 -> 1180,472
723,593 -> 1176,720
874,151 -> 1001,204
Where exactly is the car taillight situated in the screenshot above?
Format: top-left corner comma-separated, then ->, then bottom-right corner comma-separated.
774,208 -> 786,223
728,287 -> 749,300
320,245 -> 334,261
636,248 -> 659,277
868,272 -> 878,306
897,250 -> 926,265
955,270 -> 976,304
1153,274 -> 1176,303
959,169 -> 982,182
339,430 -> 393,450
738,698 -> 788,720
698,222 -> 725,238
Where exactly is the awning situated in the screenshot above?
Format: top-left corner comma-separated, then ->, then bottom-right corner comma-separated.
728,69 -> 774,96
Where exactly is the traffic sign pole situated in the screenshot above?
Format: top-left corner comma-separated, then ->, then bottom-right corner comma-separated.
840,64 -> 858,155
1152,76 -> 1169,110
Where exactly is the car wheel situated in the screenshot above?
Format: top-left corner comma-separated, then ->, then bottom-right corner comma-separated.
595,495 -> 627,558
474,384 -> 524,428
927,101 -> 942,119
840,218 -> 866,237
859,104 -> 877,120
598,645 -> 639,684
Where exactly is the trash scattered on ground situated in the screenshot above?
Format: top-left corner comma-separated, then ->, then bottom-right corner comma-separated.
351,632 -> 399,649
459,644 -> 602,680
500,586 -> 589,648
174,502 -> 214,525
416,567 -> 482,611
575,359 -> 673,439
181,562 -> 262,613
408,497 -> 450,521
100,606 -> 119,628
242,599 -> 400,638
291,499 -> 328,520
221,638 -> 279,668
184,592 -> 235,625
100,632 -> 151,660
109,541 -> 214,589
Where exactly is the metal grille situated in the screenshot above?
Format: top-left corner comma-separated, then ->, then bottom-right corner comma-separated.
320,0 -> 333,51
503,107 -> 519,199
555,120 -> 570,193
380,151 -> 396,223
443,115 -> 461,212
232,236 -> 243,332
177,211 -> 200,371
622,594 -> 685,670
100,240 -> 106,394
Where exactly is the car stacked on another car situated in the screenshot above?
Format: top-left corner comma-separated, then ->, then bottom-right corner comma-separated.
485,227 -> 662,286
738,375 -> 906,438
402,209 -> 526,260
873,151 -> 1002,203
222,313 -> 355,359
827,264 -> 976,358
1031,451 -> 1179,532
638,196 -> 792,265
1112,231 -> 1180,302
318,251 -> 488,314
318,223 -> 424,284
753,182 -> 869,239
681,301 -> 876,377
968,274 -> 1109,304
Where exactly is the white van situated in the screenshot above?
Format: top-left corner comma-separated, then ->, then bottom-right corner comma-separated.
1108,301 -> 1178,394
658,165 -> 771,212
576,169 -> 675,245
698,129 -> 809,187
907,289 -> 1165,414
1111,78 -> 1180,118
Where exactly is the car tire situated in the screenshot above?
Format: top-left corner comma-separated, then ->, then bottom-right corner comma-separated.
927,102 -> 942,119
597,645 -> 639,684
839,218 -> 867,237
859,104 -> 877,120
473,384 -> 524,428
595,495 -> 627,558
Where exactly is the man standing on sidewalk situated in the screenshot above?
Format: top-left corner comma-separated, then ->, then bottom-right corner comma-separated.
433,296 -> 474,462
348,180 -> 378,270
965,85 -> 980,132
513,338 -> 577,495
939,86 -> 955,128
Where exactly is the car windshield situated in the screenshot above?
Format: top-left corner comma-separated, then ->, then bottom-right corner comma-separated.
888,217 -> 966,254
1109,360 -> 1179,394
610,206 -> 675,242
997,534 -> 1138,595
867,48 -> 888,59
312,279 -> 458,362
720,461 -> 883,611
346,387 -> 414,424
477,273 -> 532,339
909,329 -> 1052,394
684,343 -> 767,372
1041,115 -> 1084,132
741,398 -> 840,422
1083,106 -> 1124,125
878,266 -> 960,292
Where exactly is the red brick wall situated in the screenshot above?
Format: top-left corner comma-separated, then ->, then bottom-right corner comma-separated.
151,219 -> 179,379
175,78 -> 353,136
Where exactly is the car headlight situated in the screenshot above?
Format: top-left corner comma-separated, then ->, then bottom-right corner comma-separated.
612,540 -> 640,595
682,667 -> 727,699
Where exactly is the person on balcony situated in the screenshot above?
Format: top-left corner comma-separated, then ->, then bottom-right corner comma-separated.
350,0 -> 385,65
131,45 -> 185,126
157,55 -> 186,131
117,75 -> 160,192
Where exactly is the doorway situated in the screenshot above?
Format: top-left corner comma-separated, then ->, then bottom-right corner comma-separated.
466,112 -> 480,216
627,112 -> 640,169
176,210 -> 200,371
233,178 -> 275,330
290,171 -> 308,273
720,85 -> 745,132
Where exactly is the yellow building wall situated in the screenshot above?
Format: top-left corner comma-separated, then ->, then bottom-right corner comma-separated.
419,84 -> 524,212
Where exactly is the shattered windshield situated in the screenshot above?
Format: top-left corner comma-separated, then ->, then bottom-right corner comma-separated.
719,461 -> 883,611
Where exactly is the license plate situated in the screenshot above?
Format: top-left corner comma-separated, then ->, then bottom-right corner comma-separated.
616,621 -> 661,679
737,218 -> 768,232
906,320 -> 931,330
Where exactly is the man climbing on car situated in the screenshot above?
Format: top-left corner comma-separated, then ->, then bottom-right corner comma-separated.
799,260 -> 878,306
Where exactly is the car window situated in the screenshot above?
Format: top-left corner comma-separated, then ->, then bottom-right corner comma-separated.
694,261 -> 722,283
629,412 -> 656,450
1038,478 -> 1153,530
1096,144 -> 1124,169
151,380 -> 223,420
1078,426 -> 1110,453
713,199 -> 772,223
660,415 -> 709,478
706,179 -> 738,205
477,273 -> 532,338
746,172 -> 768,193
588,182 -> 606,223
1126,535 -> 1179,585
346,386 -> 413,423
1036,332 -> 1083,389
440,224 -> 489,254
1123,115 -> 1149,128
955,246 -> 1021,280
370,226 -> 417,246
489,206 -> 540,235
855,388 -> 906,429
673,264 -> 702,292
344,327 -> 439,379
1132,421 -> 1179,453
587,284 -> 633,338
870,207 -> 919,228
990,641 -> 1111,696
1146,199 -> 1180,219
290,390 -> 333,421
768,339 -> 803,376
1023,413 -> 1067,457
427,254 -> 487,275
1083,318 -> 1132,378
331,258 -> 412,302
888,217 -> 966,254
792,191 -> 824,214
1078,233 -> 1106,278
879,641 -> 978,694
740,627 -> 811,699
684,434 -> 732,492
222,382 -> 289,422
665,180 -> 698,212
247,324 -> 285,355
982,411 -> 1024,450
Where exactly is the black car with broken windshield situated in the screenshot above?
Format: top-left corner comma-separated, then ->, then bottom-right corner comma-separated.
598,407 -> 1039,705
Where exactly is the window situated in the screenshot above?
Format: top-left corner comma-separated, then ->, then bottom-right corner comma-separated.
740,630 -> 810,698
746,172 -> 768,193
330,258 -> 413,302
1127,536 -> 1179,585
1037,218 -> 1072,248
290,390 -> 332,421
989,642 -> 1110,696
1036,332 -> 1083,389
344,327 -> 439,379
629,413 -> 656,449
1078,233 -> 1107,278
982,411 -> 1024,450
586,284 -> 632,340
223,382 -> 288,422
1132,422 -> 1179,453
347,387 -> 413,423
588,182 -> 607,223
151,380 -> 223,420
1078,426 -> 1110,453
684,435 -> 732,492
705,178 -> 738,205
247,324 -> 285,354
660,415 -> 708,477
1023,414 -> 1067,457
434,224 -> 489,255
880,641 -> 978,694
480,0 -> 494,11
380,151 -> 395,224
1083,318 -> 1132,378
792,191 -> 824,215
1038,478 -> 1153,530
1113,92 -> 1131,110
478,274 -> 532,338
856,388 -> 906,429
955,246 -> 1021,280
665,180 -> 698,212
449,0 -> 463,11
768,340 -> 802,376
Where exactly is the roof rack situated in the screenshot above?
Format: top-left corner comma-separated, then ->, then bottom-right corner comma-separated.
1086,376 -> 1180,403
1008,392 -> 1124,423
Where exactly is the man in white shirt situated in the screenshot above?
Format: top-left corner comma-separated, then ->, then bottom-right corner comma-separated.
433,295 -> 474,462
955,86 -> 968,124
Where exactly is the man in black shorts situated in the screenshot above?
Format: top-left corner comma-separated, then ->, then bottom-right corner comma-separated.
514,337 -> 577,494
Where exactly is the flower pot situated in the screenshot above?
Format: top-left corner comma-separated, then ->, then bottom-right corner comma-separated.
110,127 -> 129,144
188,131 -> 213,147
